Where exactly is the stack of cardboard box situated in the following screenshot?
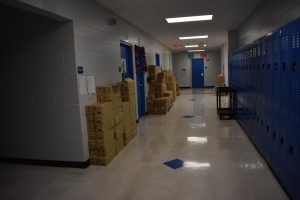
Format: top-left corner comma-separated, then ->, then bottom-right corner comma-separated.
149,65 -> 161,82
86,79 -> 138,166
121,78 -> 137,145
147,66 -> 178,115
85,102 -> 115,166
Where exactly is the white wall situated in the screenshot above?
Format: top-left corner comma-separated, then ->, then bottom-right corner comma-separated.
239,0 -> 300,47
221,43 -> 229,85
0,5 -> 83,161
172,51 -> 221,87
10,0 -> 172,161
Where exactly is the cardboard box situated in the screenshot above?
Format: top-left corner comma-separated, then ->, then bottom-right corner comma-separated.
88,127 -> 114,143
96,84 -> 121,102
156,72 -> 166,83
115,137 -> 124,154
217,74 -> 225,85
93,119 -> 114,132
113,106 -> 123,116
123,129 -> 132,145
85,102 -> 113,116
121,78 -> 135,94
114,122 -> 124,139
89,142 -> 115,166
147,98 -> 154,113
155,83 -> 166,98
112,98 -> 122,109
114,112 -> 124,126
153,97 -> 171,115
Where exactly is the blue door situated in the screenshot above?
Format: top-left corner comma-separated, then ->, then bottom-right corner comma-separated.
120,43 -> 134,79
136,48 -> 146,117
155,53 -> 160,66
192,58 -> 204,88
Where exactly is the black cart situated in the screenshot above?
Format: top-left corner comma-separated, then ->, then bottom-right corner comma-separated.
215,86 -> 236,120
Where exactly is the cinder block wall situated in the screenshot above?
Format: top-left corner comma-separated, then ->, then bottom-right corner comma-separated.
0,5 -> 85,162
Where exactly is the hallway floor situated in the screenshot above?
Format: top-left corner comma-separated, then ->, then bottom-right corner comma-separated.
0,89 -> 289,200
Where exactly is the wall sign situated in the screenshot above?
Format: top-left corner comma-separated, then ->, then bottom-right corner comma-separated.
77,66 -> 84,74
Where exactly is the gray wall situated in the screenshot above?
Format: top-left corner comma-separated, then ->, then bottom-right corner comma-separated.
173,52 -> 191,87
1,0 -> 172,161
0,5 -> 83,161
239,0 -> 300,47
173,51 -> 221,87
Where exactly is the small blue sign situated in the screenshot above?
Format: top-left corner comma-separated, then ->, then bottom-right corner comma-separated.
77,66 -> 84,74
164,159 -> 184,170
182,115 -> 195,118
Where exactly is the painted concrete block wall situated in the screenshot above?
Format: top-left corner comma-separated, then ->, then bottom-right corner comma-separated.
16,0 -> 172,160
239,0 -> 300,47
221,43 -> 229,85
172,52 -> 191,87
204,51 -> 221,86
0,5 -> 84,161
172,51 -> 221,87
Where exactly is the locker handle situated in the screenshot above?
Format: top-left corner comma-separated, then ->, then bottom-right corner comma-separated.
272,131 -> 276,139
289,146 -> 294,155
292,62 -> 297,72
282,62 -> 286,71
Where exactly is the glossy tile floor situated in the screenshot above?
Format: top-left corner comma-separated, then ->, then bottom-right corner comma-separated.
0,89 -> 289,200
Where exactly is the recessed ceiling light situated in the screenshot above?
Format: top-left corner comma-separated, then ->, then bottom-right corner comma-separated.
179,35 -> 208,40
188,50 -> 205,52
185,45 -> 199,48
166,15 -> 213,23
204,44 -> 207,47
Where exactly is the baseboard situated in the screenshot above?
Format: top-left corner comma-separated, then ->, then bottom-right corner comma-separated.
179,87 -> 191,89
204,86 -> 215,88
236,120 -> 292,200
0,157 -> 90,169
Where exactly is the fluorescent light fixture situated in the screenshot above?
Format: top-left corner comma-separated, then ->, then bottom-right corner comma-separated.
184,161 -> 211,169
188,50 -> 205,52
166,15 -> 213,23
185,45 -> 199,48
187,137 -> 208,144
179,35 -> 208,40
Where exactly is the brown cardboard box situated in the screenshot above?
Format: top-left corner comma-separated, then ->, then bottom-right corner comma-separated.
163,91 -> 172,97
115,137 -> 124,154
85,102 -> 113,116
114,112 -> 124,126
113,106 -> 123,116
217,74 -> 225,85
89,142 -> 116,166
93,119 -> 114,132
114,122 -> 124,139
97,84 -> 121,102
156,72 -> 166,83
123,129 -> 132,145
121,78 -> 135,94
122,102 -> 129,115
88,127 -> 114,144
153,97 -> 172,114
149,65 -> 161,81
112,98 -> 122,109
147,98 -> 154,113
155,83 -> 166,98
148,83 -> 155,96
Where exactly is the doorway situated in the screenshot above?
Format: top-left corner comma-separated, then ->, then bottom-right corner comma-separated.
191,58 -> 204,88
120,42 -> 134,79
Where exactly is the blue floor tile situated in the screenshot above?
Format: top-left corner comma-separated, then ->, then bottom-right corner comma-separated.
164,159 -> 184,169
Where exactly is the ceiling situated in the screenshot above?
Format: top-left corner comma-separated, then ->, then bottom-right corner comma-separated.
96,0 -> 264,52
